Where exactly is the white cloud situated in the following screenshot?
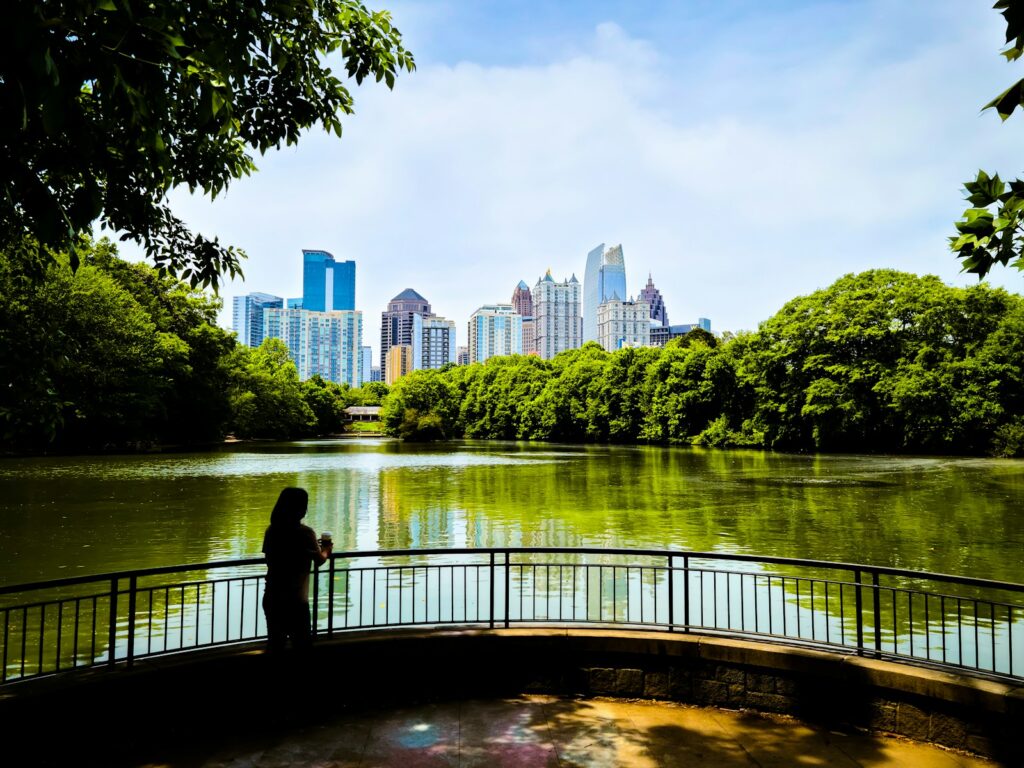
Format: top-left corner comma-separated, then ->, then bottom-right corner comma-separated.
154,3 -> 1022,356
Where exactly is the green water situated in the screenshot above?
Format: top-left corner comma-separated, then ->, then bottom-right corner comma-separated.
1,439 -> 1023,586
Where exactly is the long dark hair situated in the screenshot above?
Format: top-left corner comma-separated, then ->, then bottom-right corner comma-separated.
269,487 -> 308,527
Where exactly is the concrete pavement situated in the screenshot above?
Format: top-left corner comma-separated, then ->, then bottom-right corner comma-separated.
190,696 -> 993,768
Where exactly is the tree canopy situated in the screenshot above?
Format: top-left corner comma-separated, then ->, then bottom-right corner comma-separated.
1,1 -> 413,285
380,271 -> 1024,456
951,0 -> 1024,277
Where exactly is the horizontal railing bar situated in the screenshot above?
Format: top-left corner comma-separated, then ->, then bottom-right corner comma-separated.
4,549 -> 1022,596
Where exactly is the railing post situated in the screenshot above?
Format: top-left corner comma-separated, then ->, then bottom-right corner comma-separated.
682,555 -> 690,633
872,570 -> 882,655
126,575 -> 137,668
327,555 -> 336,635
311,563 -> 320,641
489,552 -> 495,629
854,568 -> 864,655
107,577 -> 118,668
504,551 -> 510,628
667,555 -> 675,631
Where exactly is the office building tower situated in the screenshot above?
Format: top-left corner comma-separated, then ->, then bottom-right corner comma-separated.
413,315 -> 457,370
232,292 -> 283,348
360,346 -> 373,386
370,366 -> 382,383
583,243 -> 627,342
380,288 -> 432,373
512,280 -> 536,355
597,298 -> 651,351
301,249 -> 355,312
456,346 -> 470,366
511,280 -> 534,316
534,270 -> 583,360
264,308 -> 363,387
385,345 -> 413,384
639,274 -> 668,327
468,304 -> 523,363
698,317 -> 711,332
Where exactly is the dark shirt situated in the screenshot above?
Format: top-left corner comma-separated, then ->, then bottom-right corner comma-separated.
262,523 -> 322,603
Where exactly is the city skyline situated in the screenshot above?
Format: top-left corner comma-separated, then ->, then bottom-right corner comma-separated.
149,1 -> 1023,354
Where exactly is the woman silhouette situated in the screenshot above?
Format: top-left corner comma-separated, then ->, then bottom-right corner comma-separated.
261,487 -> 332,653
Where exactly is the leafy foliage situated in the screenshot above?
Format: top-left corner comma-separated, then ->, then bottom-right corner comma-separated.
1,1 -> 414,285
381,270 -> 1024,456
952,1 -> 1024,276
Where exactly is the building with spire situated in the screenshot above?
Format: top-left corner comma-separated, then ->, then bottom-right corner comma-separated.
583,243 -> 627,342
511,280 -> 533,316
534,269 -> 583,360
639,273 -> 668,327
512,280 -> 537,356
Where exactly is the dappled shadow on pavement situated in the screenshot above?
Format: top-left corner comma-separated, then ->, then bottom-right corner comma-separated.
182,696 -> 992,768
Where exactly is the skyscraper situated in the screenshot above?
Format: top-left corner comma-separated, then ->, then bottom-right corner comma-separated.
597,298 -> 651,351
414,314 -> 457,370
639,273 -> 668,327
512,280 -> 536,356
583,243 -> 627,342
302,249 -> 355,312
511,280 -> 534,316
534,270 -> 583,360
232,292 -> 283,347
380,288 -> 432,373
468,304 -> 523,363
360,346 -> 373,386
263,308 -> 363,387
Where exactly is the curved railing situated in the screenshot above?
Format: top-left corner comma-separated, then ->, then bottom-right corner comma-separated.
1,547 -> 1021,685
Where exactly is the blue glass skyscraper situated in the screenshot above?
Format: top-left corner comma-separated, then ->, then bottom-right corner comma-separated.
583,243 -> 627,342
302,249 -> 355,311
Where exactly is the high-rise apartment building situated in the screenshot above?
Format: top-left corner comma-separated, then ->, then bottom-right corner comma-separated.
385,344 -> 413,384
456,346 -> 470,366
534,270 -> 583,360
583,243 -> 627,342
232,292 -> 283,347
302,249 -> 355,312
468,304 -> 523,363
263,308 -> 363,387
597,299 -> 651,351
414,315 -> 457,370
380,288 -> 431,373
639,274 -> 668,327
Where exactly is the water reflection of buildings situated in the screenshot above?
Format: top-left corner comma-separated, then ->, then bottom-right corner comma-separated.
378,469 -> 463,549
295,470 -> 376,551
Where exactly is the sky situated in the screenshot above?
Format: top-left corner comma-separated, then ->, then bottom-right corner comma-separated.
129,0 -> 1024,357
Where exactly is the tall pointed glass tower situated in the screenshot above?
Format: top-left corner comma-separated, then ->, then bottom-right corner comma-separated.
583,243 -> 626,342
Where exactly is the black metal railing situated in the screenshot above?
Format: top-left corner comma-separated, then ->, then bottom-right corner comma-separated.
1,548 -> 1021,685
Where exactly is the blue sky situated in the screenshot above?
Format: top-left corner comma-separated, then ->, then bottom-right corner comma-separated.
149,1 -> 1023,353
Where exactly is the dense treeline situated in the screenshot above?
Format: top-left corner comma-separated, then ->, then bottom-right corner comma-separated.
381,271 -> 1024,456
4,242 -> 1023,457
0,240 -> 386,453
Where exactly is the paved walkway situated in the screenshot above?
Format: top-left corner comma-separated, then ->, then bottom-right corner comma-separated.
193,696 -> 993,768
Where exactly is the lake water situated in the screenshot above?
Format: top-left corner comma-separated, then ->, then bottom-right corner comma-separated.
2,439 -> 1022,586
